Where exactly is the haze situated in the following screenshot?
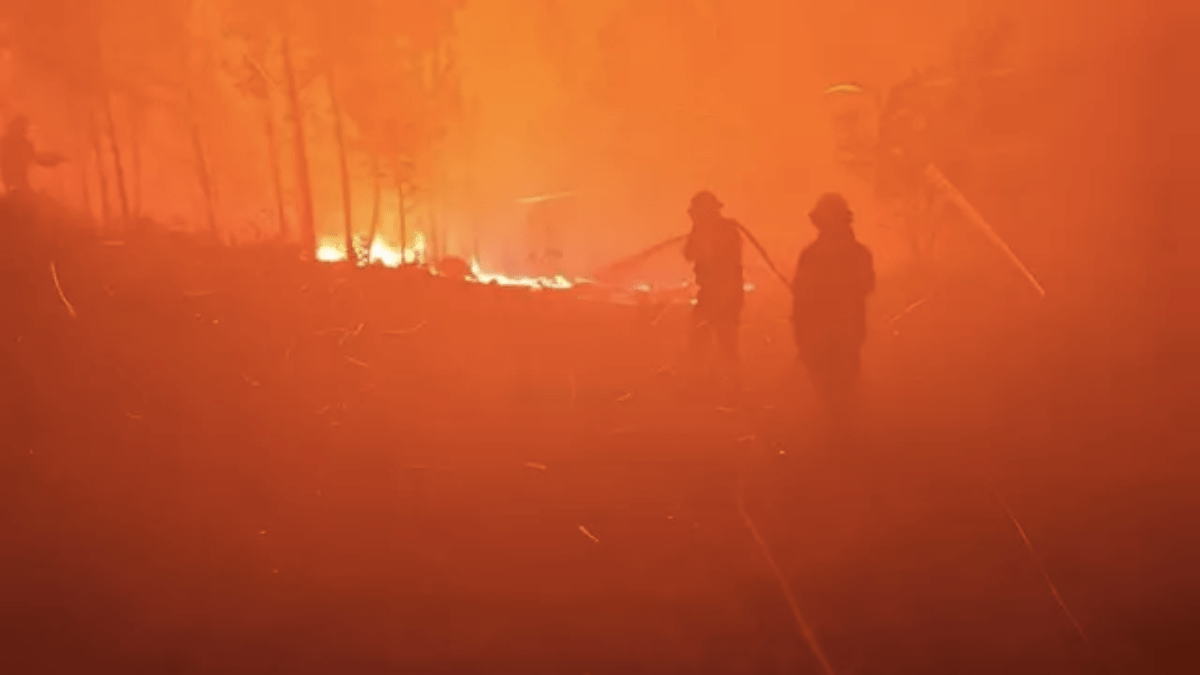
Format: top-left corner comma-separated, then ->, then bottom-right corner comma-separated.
1,1 -> 1195,674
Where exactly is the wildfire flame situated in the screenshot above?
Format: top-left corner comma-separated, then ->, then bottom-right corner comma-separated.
314,236 -> 755,299
316,232 -> 427,267
315,234 -> 579,290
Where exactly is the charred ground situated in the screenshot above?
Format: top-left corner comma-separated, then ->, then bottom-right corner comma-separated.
1,214 -> 1195,675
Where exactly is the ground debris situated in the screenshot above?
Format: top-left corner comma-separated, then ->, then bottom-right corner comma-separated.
382,320 -> 428,336
50,261 -> 76,318
344,356 -> 369,368
888,298 -> 929,335
650,304 -> 671,326
615,392 -> 634,402
992,488 -> 1091,645
578,525 -> 600,543
339,322 -> 365,345
737,477 -> 835,675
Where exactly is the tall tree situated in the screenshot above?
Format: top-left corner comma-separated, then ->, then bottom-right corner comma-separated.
334,0 -> 464,256
233,51 -> 291,241
221,0 -> 320,256
0,0 -> 110,221
94,0 -> 221,235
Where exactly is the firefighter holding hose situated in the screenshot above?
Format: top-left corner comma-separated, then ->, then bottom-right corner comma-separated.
683,190 -> 744,391
0,115 -> 65,196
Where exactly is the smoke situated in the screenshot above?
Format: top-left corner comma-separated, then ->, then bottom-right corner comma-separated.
447,0 -> 1025,276
443,0 -> 1159,306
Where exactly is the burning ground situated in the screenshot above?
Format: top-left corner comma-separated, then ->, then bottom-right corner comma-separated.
1,224 -> 1196,675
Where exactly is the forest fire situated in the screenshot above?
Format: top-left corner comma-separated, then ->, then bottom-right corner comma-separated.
315,232 -> 427,267
0,1 -> 1186,673
314,233 -> 579,291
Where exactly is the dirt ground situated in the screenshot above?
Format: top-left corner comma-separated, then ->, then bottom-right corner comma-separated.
1,231 -> 1195,674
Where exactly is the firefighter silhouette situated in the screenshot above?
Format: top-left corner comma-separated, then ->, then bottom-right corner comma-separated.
0,115 -> 64,195
791,193 -> 875,412
683,190 -> 744,379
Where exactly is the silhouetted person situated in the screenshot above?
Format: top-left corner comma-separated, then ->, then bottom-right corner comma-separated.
1,115 -> 64,196
792,193 -> 875,413
683,190 -> 743,388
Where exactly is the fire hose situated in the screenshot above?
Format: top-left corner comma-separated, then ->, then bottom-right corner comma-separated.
593,226 -> 792,293
736,223 -> 792,291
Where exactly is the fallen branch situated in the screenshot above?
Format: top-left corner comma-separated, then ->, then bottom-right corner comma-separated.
991,487 -> 1090,645
737,477 -> 836,675
381,320 -> 427,336
578,525 -> 600,543
50,262 -> 76,318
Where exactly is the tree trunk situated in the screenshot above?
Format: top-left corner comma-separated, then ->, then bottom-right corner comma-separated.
327,69 -> 354,265
79,161 -> 92,224
88,110 -> 112,233
129,107 -> 143,218
186,87 -> 218,239
396,167 -> 407,264
430,210 -> 440,265
190,122 -> 218,238
365,154 -> 381,264
282,36 -> 316,259
102,93 -> 130,228
264,105 -> 289,241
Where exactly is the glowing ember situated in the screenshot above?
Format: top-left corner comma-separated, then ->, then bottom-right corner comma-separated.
313,235 -> 754,301
315,233 -> 426,267
469,259 -> 574,290
314,235 -> 580,290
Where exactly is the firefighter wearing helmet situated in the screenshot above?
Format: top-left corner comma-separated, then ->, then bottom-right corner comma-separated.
791,193 -> 876,414
1,115 -> 65,195
683,190 -> 745,388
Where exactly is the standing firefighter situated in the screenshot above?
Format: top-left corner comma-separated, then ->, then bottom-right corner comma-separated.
683,190 -> 744,385
0,116 -> 64,196
792,193 -> 875,412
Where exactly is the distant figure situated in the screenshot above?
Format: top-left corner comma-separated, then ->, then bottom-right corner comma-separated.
683,190 -> 744,387
792,193 -> 875,412
0,115 -> 64,196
